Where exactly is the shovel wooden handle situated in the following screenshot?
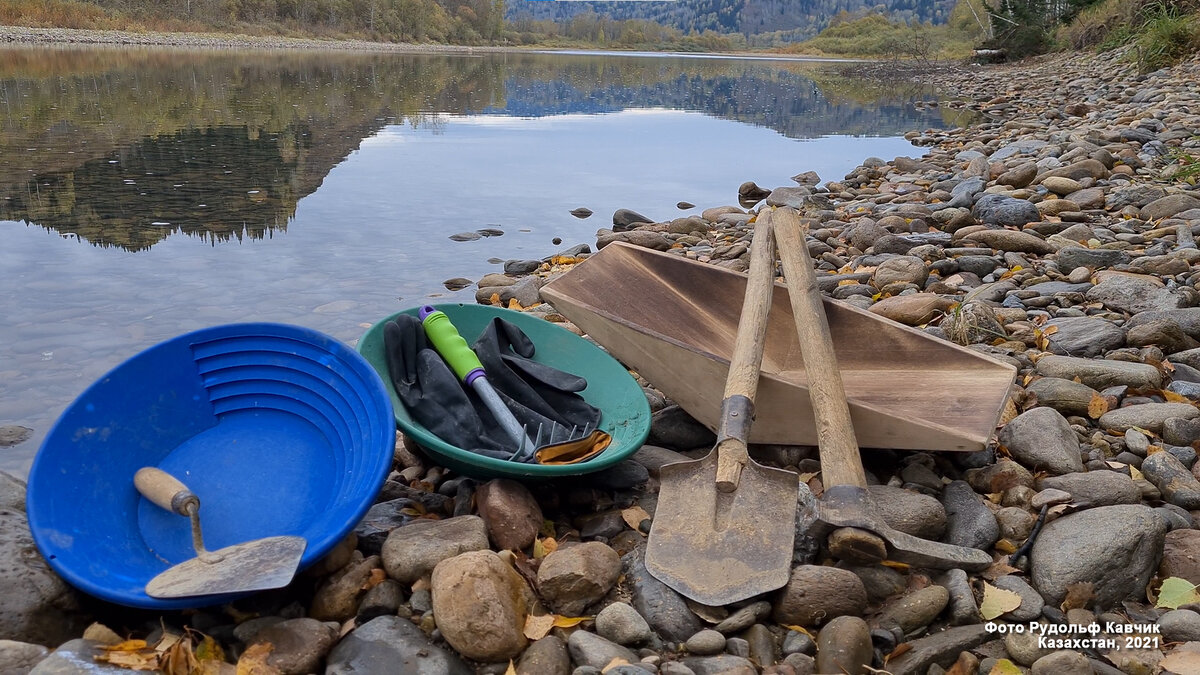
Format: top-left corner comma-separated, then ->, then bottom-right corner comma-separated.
772,207 -> 868,490
134,467 -> 200,517
715,209 -> 776,492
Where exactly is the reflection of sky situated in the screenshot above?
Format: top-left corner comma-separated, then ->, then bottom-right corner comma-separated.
0,108 -> 918,474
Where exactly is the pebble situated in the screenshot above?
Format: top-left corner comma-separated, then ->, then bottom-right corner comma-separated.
1037,470 -> 1142,508
1099,402 -> 1200,434
1030,650 -> 1094,675
996,407 -> 1085,475
884,625 -> 990,675
772,565 -> 868,627
876,585 -> 949,634
475,479 -> 543,551
326,616 -> 472,674
1160,529 -> 1200,583
940,480 -> 1000,550
1142,450 -> 1200,509
567,631 -> 638,670
712,601 -> 771,634
938,569 -> 981,626
814,616 -> 872,675
866,484 -> 947,540
517,636 -> 571,675
625,550 -> 703,642
537,542 -> 621,616
596,602 -> 653,646
684,629 -> 727,656
991,576 -> 1045,622
381,515 -> 489,583
250,618 -> 338,675
431,550 -> 531,662
1030,505 -> 1166,609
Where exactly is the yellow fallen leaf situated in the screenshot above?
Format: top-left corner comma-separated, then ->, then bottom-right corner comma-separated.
1088,392 -> 1108,419
524,613 -> 555,641
782,625 -> 815,638
100,640 -> 150,652
488,292 -> 502,307
237,643 -> 282,675
621,506 -> 651,533
999,398 -> 1020,425
82,623 -> 123,646
507,298 -> 525,310
533,537 -> 558,559
980,582 -> 1023,620
361,567 -> 387,591
988,659 -> 1023,675
195,635 -> 225,663
994,539 -> 1017,554
880,560 -> 911,571
505,661 -> 518,675
160,635 -> 199,675
884,642 -> 912,663
1157,577 -> 1200,609
1163,389 -> 1191,404
553,615 -> 591,628
94,651 -> 160,671
1130,464 -> 1145,481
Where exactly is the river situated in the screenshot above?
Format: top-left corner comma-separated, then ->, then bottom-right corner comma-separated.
0,45 -> 967,474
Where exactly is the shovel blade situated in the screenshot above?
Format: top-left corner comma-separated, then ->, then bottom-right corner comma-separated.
146,536 -> 307,599
646,452 -> 798,606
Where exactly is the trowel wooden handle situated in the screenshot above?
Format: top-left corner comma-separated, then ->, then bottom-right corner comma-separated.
716,209 -> 776,492
134,467 -> 200,517
772,207 -> 868,490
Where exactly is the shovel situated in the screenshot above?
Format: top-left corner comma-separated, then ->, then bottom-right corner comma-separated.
135,467 -> 307,598
771,206 -> 992,571
646,209 -> 799,606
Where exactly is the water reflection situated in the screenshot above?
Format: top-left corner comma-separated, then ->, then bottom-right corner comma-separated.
0,47 -> 959,252
1,46 -> 959,474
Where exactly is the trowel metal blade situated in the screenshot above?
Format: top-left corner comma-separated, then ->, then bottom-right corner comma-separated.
817,485 -> 993,571
646,452 -> 798,607
146,536 -> 307,599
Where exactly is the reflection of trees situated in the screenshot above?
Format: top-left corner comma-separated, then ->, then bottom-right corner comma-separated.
0,47 -> 952,251
1,126 -> 309,251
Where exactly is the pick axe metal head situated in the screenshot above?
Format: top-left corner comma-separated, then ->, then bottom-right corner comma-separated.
817,485 -> 993,571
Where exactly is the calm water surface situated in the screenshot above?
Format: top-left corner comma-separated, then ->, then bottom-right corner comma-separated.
0,46 -> 966,474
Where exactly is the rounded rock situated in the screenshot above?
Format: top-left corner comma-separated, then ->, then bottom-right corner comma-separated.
595,602 -> 652,646
685,629 -> 727,656
773,565 -> 867,627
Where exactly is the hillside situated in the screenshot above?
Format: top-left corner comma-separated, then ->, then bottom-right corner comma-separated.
507,0 -> 956,41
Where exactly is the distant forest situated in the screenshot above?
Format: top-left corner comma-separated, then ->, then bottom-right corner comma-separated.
507,0 -> 957,43
2,0 -> 954,46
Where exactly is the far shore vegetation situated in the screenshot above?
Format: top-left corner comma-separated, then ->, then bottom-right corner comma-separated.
0,0 -> 1197,68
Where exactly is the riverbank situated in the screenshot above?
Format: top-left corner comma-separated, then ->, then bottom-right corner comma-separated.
4,42 -> 1200,675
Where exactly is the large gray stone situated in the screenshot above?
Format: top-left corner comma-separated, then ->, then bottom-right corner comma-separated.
380,515 -> 489,583
997,407 -> 1085,475
940,480 -> 1000,550
566,631 -> 636,670
0,510 -> 82,646
1128,309 -> 1200,341
1037,471 -> 1141,508
1086,273 -> 1192,314
1098,402 -> 1200,434
537,542 -> 621,616
970,195 -> 1042,228
1141,194 -> 1200,220
1141,451 -> 1200,510
325,616 -> 472,675
1044,317 -> 1125,358
1025,377 -> 1098,417
1035,355 -> 1162,390
1055,246 -> 1131,273
624,549 -> 703,642
882,625 -> 991,675
867,485 -> 946,540
1030,505 -> 1166,608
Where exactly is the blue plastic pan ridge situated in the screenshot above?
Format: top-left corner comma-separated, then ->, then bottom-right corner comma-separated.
25,323 -> 395,609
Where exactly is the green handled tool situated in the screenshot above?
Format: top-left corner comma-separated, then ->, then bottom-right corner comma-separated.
419,305 -> 538,455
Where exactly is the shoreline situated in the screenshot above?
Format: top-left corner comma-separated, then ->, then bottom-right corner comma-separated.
0,24 -> 870,63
